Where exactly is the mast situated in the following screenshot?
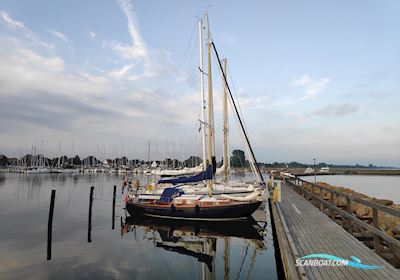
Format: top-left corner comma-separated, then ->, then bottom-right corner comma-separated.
211,42 -> 265,185
202,242 -> 206,280
198,18 -> 207,171
245,246 -> 258,280
147,140 -> 150,166
206,14 -> 215,196
222,58 -> 229,184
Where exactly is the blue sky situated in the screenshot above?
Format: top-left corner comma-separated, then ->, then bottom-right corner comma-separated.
0,0 -> 399,166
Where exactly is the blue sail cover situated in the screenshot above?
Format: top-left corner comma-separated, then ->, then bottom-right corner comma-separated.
159,187 -> 184,203
158,165 -> 213,185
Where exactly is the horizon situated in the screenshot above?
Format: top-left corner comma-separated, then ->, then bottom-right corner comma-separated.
0,151 -> 396,168
0,0 -> 399,166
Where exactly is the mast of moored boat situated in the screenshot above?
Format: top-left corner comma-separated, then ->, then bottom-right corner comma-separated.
206,14 -> 215,196
198,18 -> 207,172
222,58 -> 230,184
211,41 -> 265,186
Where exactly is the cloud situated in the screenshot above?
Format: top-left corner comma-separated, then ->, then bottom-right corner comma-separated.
0,8 -> 335,164
0,17 -> 123,137
0,11 -> 54,51
103,0 -> 174,81
103,0 -> 149,78
313,104 -> 360,117
88,31 -> 96,39
46,29 -> 69,43
0,12 -> 201,158
116,0 -> 148,61
292,74 -> 331,100
0,10 -> 25,29
109,64 -> 135,79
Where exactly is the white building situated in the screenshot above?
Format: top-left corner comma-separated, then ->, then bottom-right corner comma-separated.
320,167 -> 330,173
304,167 -> 314,174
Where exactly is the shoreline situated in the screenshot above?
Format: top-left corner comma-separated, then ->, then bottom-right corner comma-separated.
266,168 -> 400,177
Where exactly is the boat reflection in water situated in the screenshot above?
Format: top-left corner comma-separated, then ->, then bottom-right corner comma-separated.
121,215 -> 267,278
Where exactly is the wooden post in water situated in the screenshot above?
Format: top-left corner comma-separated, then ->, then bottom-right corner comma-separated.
372,208 -> 383,253
47,189 -> 56,260
112,185 -> 116,230
88,186 -> 94,243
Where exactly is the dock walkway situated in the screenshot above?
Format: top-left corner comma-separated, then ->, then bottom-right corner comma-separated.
271,183 -> 400,280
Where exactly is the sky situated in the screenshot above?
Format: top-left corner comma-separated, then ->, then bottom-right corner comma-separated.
0,0 -> 399,166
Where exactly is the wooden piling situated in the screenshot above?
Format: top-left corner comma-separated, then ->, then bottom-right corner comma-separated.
88,186 -> 94,243
329,193 -> 335,219
47,189 -> 56,260
112,185 -> 116,230
373,208 -> 383,253
346,197 -> 352,233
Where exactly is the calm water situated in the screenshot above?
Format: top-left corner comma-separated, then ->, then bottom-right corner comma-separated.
0,172 -> 279,279
305,175 -> 400,203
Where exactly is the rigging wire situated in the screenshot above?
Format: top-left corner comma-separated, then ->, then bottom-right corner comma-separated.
210,48 -> 252,171
210,41 -> 265,184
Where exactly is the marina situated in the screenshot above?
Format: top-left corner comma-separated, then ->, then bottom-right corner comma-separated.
0,1 -> 398,279
0,172 -> 278,279
2,171 -> 400,279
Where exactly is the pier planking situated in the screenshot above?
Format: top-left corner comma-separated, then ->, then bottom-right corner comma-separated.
271,183 -> 400,280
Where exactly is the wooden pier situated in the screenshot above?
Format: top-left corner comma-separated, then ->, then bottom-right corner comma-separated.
270,181 -> 400,280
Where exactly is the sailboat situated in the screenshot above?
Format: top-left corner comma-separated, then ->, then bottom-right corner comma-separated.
151,164 -> 204,177
134,58 -> 257,199
122,215 -> 265,277
130,19 -> 262,199
125,15 -> 265,220
26,152 -> 51,174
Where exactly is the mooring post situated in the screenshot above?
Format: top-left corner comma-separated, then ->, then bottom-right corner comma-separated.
47,189 -> 56,260
372,208 -> 383,253
88,186 -> 94,243
330,192 -> 335,219
112,185 -> 116,230
346,197 -> 352,233
120,217 -> 123,236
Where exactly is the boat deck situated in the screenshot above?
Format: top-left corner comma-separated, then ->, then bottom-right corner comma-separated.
271,182 -> 400,280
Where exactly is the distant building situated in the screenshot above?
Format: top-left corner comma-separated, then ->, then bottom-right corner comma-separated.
0,155 -> 8,167
164,158 -> 172,168
172,159 -> 180,168
304,167 -> 314,174
8,158 -> 18,166
320,167 -> 330,173
120,157 -> 128,166
82,156 -> 98,166
129,159 -> 140,167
